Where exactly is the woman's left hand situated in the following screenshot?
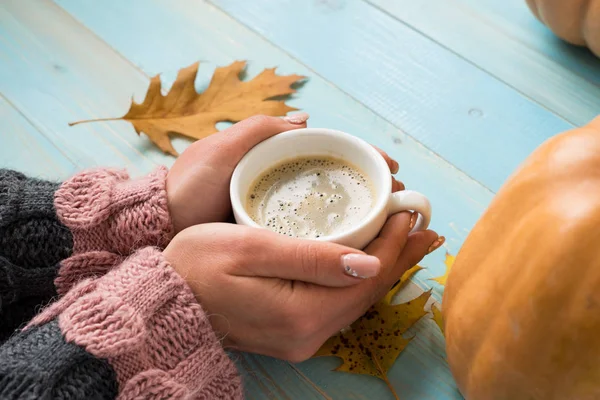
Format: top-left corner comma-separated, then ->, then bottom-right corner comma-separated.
166,114 -> 401,233
167,114 -> 308,233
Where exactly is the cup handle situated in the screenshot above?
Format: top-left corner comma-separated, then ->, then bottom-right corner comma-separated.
388,190 -> 432,232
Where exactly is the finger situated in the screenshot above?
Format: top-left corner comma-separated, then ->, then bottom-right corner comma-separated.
216,113 -> 309,160
368,229 -> 441,303
372,145 -> 399,174
391,177 -> 405,192
397,231 -> 444,272
289,228 -> 442,345
303,230 -> 441,339
344,212 -> 415,305
363,212 -> 412,271
231,229 -> 382,287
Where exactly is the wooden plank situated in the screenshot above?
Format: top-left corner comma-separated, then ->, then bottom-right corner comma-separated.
0,0 -> 483,397
0,95 -> 77,179
53,1 -> 479,398
54,0 -> 490,300
367,0 -> 600,127
210,0 -> 574,193
236,354 -> 339,400
300,285 -> 454,400
0,4 -> 326,397
455,0 -> 600,87
0,0 -> 180,176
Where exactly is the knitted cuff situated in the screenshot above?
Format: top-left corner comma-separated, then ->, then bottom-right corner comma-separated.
54,167 -> 174,255
30,248 -> 243,399
54,251 -> 124,296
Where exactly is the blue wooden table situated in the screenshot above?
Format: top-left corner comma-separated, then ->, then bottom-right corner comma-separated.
1,1 -> 598,398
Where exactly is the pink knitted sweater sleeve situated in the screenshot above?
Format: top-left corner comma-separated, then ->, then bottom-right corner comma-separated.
55,166 -> 173,254
28,247 -> 243,399
54,166 -> 174,295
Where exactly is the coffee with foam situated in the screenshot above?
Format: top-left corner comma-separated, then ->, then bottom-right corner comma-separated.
246,156 -> 374,239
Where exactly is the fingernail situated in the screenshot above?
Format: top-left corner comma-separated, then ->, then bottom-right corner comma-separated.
408,212 -> 418,230
282,112 -> 310,125
391,160 -> 399,174
342,254 -> 381,279
427,236 -> 446,254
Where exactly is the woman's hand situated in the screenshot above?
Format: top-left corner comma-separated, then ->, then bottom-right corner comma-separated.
166,114 -> 402,233
163,214 -> 442,362
166,114 -> 308,233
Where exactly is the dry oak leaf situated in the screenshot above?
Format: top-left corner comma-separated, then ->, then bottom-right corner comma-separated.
313,265 -> 430,400
71,61 -> 305,155
430,252 -> 455,286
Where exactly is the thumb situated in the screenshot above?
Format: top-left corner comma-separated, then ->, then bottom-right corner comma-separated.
239,232 -> 382,287
217,113 -> 309,160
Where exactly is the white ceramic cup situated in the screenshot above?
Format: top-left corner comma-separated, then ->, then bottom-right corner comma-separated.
230,128 -> 432,249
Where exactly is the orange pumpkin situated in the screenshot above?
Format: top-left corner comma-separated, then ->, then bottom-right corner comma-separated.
443,116 -> 600,400
525,0 -> 600,57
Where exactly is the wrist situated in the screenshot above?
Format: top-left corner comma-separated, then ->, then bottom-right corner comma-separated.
165,171 -> 185,235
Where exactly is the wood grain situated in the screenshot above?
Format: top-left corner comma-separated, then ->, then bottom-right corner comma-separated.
54,0 -> 491,300
368,0 -> 600,126
210,0 -> 575,193
53,0 -> 484,397
0,0 -> 178,175
456,0 -> 600,87
0,0 -> 491,397
0,95 -> 76,179
3,0 -> 582,398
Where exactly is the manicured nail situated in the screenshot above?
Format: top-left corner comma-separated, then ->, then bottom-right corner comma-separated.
282,112 -> 310,125
427,236 -> 446,254
391,160 -> 399,174
342,254 -> 381,279
408,212 -> 418,230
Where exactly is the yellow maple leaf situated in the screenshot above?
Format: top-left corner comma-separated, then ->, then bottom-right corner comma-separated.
71,61 -> 305,155
431,304 -> 444,334
313,265 -> 429,399
382,264 -> 423,304
430,252 -> 455,286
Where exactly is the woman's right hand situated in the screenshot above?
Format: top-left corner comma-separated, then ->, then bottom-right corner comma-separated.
163,214 -> 442,362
